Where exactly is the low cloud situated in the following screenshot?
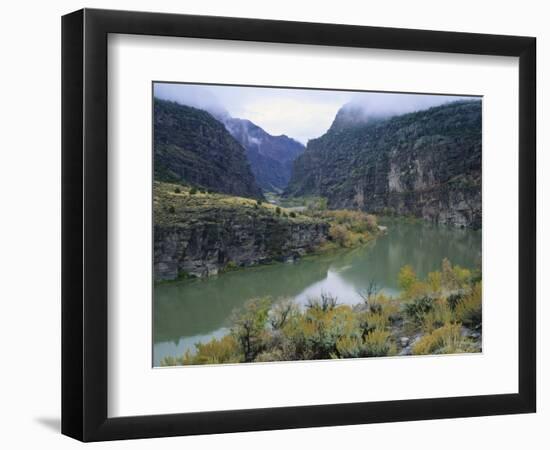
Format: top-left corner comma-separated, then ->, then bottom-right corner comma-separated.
153,82 -> 477,144
341,92 -> 473,119
154,83 -> 229,119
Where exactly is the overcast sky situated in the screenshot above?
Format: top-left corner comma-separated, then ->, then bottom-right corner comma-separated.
154,82 -> 476,144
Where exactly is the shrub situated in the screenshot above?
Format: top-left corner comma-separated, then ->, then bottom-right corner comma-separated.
453,265 -> 472,287
255,349 -> 285,362
311,209 -> 377,248
306,293 -> 339,312
420,298 -> 453,333
441,258 -> 459,290
289,211 -> 296,218
189,187 -> 197,195
277,315 -> 310,360
269,298 -> 298,330
404,280 -> 432,300
447,292 -> 463,311
357,280 -> 380,305
336,335 -> 364,358
168,205 -> 175,214
230,298 -> 271,362
328,224 -> 365,248
398,265 -> 417,292
300,304 -> 359,359
404,296 -> 434,326
256,199 -> 262,205
412,322 -> 467,355
455,282 -> 482,329
359,311 -> 388,334
427,271 -> 442,294
317,197 -> 328,210
364,329 -> 393,357
174,186 -> 181,194
358,293 -> 400,336
181,335 -> 241,365
470,268 -> 482,284
275,207 -> 281,215
328,224 -> 348,246
254,204 -> 259,209
365,214 -> 378,232
161,260 -> 481,365
374,294 -> 401,321
223,260 -> 238,272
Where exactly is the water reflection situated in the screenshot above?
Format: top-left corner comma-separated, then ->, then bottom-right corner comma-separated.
153,221 -> 481,365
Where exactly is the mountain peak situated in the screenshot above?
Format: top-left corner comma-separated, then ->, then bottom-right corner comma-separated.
328,96 -> 476,133
222,117 -> 305,192
329,102 -> 388,132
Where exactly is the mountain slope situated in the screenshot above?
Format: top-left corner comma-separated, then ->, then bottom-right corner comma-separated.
224,118 -> 305,192
286,100 -> 482,228
154,99 -> 262,199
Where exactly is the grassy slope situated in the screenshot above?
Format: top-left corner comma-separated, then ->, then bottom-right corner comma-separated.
154,181 -> 323,228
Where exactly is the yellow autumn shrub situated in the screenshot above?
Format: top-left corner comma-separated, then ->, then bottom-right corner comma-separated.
364,328 -> 394,357
412,322 -> 467,355
181,335 -> 241,365
455,282 -> 482,329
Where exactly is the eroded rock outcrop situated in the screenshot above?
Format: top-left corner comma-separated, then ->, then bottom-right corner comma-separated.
153,183 -> 328,281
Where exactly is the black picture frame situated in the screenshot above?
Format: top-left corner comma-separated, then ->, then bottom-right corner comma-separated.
62,8 -> 536,442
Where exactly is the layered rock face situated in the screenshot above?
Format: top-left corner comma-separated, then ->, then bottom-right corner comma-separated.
286,100 -> 482,228
155,219 -> 328,280
154,99 -> 263,199
153,183 -> 328,281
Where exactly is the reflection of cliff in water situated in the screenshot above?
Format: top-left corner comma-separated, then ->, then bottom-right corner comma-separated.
154,222 -> 482,358
334,222 -> 481,293
154,256 -> 333,343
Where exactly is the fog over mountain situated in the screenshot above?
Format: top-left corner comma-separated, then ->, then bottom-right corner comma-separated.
153,84 -> 307,192
330,93 -> 475,131
154,83 -> 231,120
154,83 -> 476,144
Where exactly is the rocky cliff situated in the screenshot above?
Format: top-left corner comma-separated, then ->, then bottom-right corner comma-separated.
286,100 -> 482,228
154,99 -> 263,199
154,182 -> 329,281
223,117 -> 305,192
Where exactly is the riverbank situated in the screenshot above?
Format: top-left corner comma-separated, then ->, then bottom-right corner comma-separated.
153,221 -> 482,365
154,182 -> 329,280
161,258 -> 481,366
154,182 -> 386,281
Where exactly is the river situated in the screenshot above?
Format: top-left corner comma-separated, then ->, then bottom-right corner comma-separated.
153,221 -> 481,366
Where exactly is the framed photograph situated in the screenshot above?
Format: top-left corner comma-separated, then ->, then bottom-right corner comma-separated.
62,8 -> 536,441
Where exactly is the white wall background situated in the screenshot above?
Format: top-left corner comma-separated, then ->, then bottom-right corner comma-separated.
0,0 -> 546,448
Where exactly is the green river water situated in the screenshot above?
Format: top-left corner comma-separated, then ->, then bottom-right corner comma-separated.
153,221 -> 481,366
